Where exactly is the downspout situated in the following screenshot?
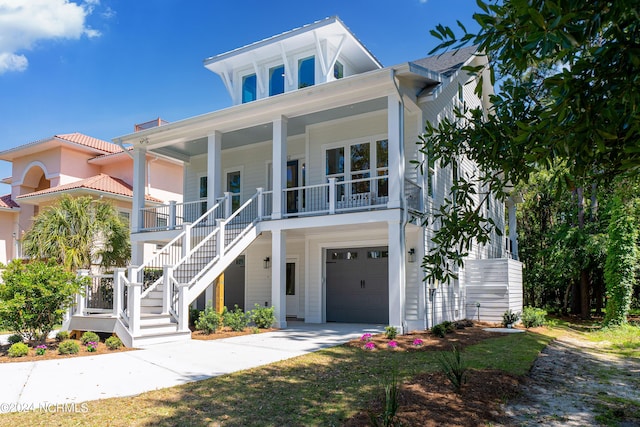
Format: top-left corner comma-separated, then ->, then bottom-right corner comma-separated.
391,69 -> 409,333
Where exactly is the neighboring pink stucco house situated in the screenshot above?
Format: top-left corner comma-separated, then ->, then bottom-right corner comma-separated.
0,131 -> 183,264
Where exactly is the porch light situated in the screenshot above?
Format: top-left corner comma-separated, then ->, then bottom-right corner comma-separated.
263,257 -> 270,269
408,248 -> 416,263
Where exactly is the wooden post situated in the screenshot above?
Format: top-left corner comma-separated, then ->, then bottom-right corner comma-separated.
215,273 -> 225,313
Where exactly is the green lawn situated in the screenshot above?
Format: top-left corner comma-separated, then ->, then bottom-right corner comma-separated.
0,329 -> 556,426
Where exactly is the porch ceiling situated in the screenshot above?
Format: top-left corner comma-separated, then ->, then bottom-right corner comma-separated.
148,97 -> 387,160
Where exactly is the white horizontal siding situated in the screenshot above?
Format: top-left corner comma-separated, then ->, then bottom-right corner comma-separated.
464,258 -> 523,323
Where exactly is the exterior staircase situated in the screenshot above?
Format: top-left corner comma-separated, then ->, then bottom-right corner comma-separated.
114,191 -> 264,347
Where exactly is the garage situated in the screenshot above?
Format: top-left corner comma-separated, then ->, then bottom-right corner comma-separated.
325,246 -> 389,324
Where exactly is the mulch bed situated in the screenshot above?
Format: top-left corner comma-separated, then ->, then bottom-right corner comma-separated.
0,338 -> 133,363
190,326 -> 279,340
345,369 -> 521,426
343,322 -> 504,353
343,322 -> 523,426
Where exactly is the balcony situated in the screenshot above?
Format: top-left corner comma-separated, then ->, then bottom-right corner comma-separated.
137,176 -> 422,233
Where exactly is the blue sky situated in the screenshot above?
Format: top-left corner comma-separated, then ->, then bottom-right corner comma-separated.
0,0 -> 482,195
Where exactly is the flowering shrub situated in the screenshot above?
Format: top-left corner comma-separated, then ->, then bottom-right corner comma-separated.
388,341 -> 398,349
35,344 -> 47,356
360,333 -> 373,342
412,339 -> 424,347
86,341 -> 98,352
364,342 -> 376,351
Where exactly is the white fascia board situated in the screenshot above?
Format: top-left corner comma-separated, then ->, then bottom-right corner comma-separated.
114,68 -> 396,149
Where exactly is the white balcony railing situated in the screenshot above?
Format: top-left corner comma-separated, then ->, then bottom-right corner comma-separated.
139,177 -> 422,231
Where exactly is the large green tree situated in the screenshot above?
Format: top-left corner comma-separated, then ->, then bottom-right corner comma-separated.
22,195 -> 130,272
419,1 -> 639,319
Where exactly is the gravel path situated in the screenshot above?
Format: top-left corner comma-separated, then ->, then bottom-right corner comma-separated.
500,335 -> 640,426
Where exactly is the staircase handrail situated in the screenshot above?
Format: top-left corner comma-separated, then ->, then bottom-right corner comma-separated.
133,197 -> 225,298
186,192 -> 260,287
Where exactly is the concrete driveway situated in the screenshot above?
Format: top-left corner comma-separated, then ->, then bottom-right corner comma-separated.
0,322 -> 382,411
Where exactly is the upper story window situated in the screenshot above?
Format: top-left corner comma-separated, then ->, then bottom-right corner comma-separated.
242,74 -> 257,103
298,56 -> 315,88
269,65 -> 285,96
334,61 -> 344,79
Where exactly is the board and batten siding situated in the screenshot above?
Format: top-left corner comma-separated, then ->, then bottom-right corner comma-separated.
464,258 -> 523,323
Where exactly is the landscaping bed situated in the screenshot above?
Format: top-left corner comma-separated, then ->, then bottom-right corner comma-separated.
0,338 -> 133,363
190,326 -> 279,341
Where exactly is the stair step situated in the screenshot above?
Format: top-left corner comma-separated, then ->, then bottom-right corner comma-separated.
140,322 -> 180,334
146,290 -> 163,299
141,306 -> 163,314
141,297 -> 163,307
132,330 -> 191,347
139,313 -> 175,326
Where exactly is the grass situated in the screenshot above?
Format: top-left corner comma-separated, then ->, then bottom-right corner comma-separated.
0,329 -> 556,426
586,323 -> 640,358
594,396 -> 640,426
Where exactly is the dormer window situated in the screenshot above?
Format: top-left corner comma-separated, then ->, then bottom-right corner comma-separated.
269,65 -> 285,96
334,61 -> 344,79
242,74 -> 257,103
298,56 -> 315,88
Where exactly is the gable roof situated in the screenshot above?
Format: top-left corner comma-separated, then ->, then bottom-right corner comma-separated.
411,45 -> 479,77
0,133 -> 121,162
0,194 -> 19,210
15,174 -> 163,203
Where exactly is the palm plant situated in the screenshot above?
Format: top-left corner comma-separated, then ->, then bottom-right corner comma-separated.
22,195 -> 130,272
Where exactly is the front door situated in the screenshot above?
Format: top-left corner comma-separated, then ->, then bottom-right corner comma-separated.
286,160 -> 298,214
285,261 -> 298,317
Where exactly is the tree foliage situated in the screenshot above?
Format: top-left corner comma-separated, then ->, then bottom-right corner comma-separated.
0,259 -> 87,342
419,0 -> 640,304
604,182 -> 639,326
22,195 -> 130,272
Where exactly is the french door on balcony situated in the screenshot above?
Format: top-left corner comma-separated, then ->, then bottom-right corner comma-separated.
325,138 -> 388,204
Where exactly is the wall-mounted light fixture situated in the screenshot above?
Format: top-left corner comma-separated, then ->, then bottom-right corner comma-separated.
408,248 -> 416,263
263,257 -> 270,269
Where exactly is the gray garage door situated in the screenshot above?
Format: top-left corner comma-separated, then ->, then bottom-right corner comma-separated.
326,246 -> 388,324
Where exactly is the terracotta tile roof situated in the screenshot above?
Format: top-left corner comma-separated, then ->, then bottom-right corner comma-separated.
0,194 -> 19,209
16,174 -> 163,203
55,133 -> 122,154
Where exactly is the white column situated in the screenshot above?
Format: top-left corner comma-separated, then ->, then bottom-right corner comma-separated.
508,199 -> 518,260
388,218 -> 406,331
131,147 -> 147,264
271,229 -> 287,328
207,131 -> 222,208
272,116 -> 288,220
388,95 -> 404,209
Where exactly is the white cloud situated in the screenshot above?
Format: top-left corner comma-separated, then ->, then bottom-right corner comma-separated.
0,0 -> 100,74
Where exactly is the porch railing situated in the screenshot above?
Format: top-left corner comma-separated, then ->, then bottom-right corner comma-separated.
84,274 -> 114,313
140,200 -> 210,232
282,175 -> 392,217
